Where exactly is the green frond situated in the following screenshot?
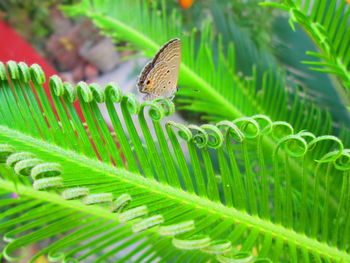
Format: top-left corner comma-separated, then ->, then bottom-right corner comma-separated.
262,0 -> 350,104
61,0 -> 350,142
173,0 -> 350,133
184,1 -> 350,135
271,15 -> 350,124
0,62 -> 349,262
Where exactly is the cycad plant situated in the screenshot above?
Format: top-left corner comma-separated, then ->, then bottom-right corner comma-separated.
0,0 -> 350,262
61,0 -> 350,135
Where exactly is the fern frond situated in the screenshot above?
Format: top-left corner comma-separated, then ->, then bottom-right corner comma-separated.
61,0 -> 350,138
262,0 -> 350,104
0,61 -> 349,262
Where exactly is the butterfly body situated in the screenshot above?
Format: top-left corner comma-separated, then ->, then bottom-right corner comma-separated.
138,38 -> 181,100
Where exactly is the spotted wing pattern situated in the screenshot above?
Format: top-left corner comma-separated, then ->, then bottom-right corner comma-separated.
138,38 -> 181,100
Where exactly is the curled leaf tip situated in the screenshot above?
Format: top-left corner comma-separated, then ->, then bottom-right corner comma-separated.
271,121 -> 294,141
158,220 -> 195,236
132,215 -> 164,233
201,240 -> 232,254
63,82 -> 77,102
89,83 -> 105,103
140,101 -> 165,121
334,149 -> 350,171
31,163 -> 62,180
172,235 -> 211,250
62,187 -> 90,200
233,117 -> 260,139
216,121 -> 244,143
76,81 -> 93,103
217,251 -> 254,263
275,134 -> 308,158
30,63 -> 46,84
188,124 -> 208,148
49,75 -> 64,97
14,158 -> 42,176
118,206 -> 148,223
82,193 -> 113,205
201,124 -> 224,148
6,61 -> 19,80
122,93 -> 140,114
105,82 -> 122,102
33,177 -> 63,190
111,194 -> 132,213
0,144 -> 16,163
252,114 -> 273,135
0,62 -> 6,80
18,62 -> 31,83
6,152 -> 36,167
166,121 -> 192,141
154,98 -> 175,116
31,162 -> 63,190
308,135 -> 343,163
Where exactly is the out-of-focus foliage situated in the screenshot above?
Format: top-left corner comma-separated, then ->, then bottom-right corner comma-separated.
0,0 -> 78,51
173,0 -> 350,130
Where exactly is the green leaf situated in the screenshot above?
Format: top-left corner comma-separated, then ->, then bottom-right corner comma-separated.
0,61 -> 349,262
266,0 -> 350,108
61,0 -> 350,141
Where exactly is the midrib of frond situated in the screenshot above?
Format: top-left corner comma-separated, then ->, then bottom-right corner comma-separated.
1,125 -> 349,262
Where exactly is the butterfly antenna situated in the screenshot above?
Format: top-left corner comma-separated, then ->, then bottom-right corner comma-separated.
176,87 -> 199,92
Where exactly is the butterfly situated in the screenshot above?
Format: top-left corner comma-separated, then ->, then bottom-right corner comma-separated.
138,38 -> 181,101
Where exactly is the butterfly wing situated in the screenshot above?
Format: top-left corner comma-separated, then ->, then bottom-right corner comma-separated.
137,61 -> 153,93
140,61 -> 174,99
138,38 -> 181,100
